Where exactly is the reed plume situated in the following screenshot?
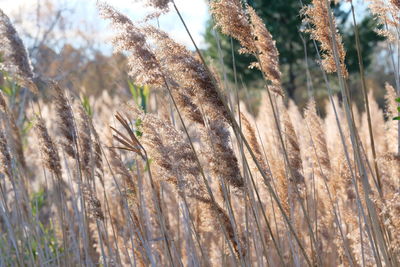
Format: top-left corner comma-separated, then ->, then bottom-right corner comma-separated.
125,104 -> 246,258
140,0 -> 171,11
282,106 -> 304,186
0,8 -> 38,93
248,7 -> 283,96
139,25 -> 244,189
75,102 -> 94,179
127,105 -> 205,198
210,0 -> 256,54
145,26 -> 231,122
211,1 -> 283,95
384,83 -> 399,154
54,83 -> 77,158
302,0 -> 348,77
304,99 -> 331,179
367,0 -> 400,41
0,91 -> 25,169
35,117 -> 62,179
98,2 -> 164,87
0,127 -> 12,178
240,112 -> 271,179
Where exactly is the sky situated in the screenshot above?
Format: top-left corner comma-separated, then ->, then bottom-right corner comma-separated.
0,0 -> 210,51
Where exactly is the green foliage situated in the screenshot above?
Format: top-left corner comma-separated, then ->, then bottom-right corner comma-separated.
22,119 -> 34,136
0,74 -> 20,100
394,97 -> 400,120
0,189 -> 63,265
81,94 -> 93,118
28,189 -> 62,263
30,189 -> 46,217
128,81 -> 150,113
144,158 -> 153,172
135,118 -> 143,137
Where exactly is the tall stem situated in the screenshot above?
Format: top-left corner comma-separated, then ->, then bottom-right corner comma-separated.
350,1 -> 382,193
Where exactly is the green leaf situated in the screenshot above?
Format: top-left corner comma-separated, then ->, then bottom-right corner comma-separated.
22,120 -> 34,136
135,118 -> 143,137
30,189 -> 46,217
128,80 -> 138,103
2,86 -> 12,96
395,97 -> 400,103
142,85 -> 150,112
394,117 -> 400,120
81,95 -> 93,117
144,158 -> 153,172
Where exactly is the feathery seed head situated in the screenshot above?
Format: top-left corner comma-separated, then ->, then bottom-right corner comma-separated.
304,99 -> 331,178
145,25 -> 231,122
127,105 -> 206,198
302,0 -> 348,77
0,8 -> 38,93
0,128 -> 12,178
35,117 -> 62,178
210,0 -> 256,54
248,7 -> 283,96
54,83 -> 77,159
98,2 -> 164,86
140,0 -> 172,11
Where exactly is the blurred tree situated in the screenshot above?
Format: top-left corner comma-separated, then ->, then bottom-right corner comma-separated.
204,0 -> 384,98
33,43 -> 129,96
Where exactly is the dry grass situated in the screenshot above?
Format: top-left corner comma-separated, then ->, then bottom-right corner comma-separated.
0,0 -> 399,266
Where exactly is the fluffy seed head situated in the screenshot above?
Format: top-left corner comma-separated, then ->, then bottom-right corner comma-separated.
248,7 -> 283,96
210,0 -> 256,54
35,117 -> 62,178
144,25 -> 231,123
98,2 -> 164,86
54,83 -> 77,158
302,0 -> 348,77
0,127 -> 12,178
0,8 -> 38,93
304,99 -> 331,178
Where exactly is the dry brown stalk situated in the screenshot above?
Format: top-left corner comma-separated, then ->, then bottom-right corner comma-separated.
282,106 -> 305,186
304,99 -> 331,180
240,112 -> 271,179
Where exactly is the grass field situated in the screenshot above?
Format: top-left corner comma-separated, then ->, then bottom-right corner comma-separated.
0,0 -> 399,266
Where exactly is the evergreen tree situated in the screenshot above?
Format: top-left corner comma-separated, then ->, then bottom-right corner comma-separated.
204,0 -> 384,98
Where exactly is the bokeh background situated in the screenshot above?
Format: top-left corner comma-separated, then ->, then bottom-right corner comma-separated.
0,0 -> 392,114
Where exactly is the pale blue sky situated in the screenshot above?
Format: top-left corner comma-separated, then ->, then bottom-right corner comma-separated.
0,0 -> 210,51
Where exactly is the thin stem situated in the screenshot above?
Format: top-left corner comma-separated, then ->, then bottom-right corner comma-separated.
349,1 -> 382,194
